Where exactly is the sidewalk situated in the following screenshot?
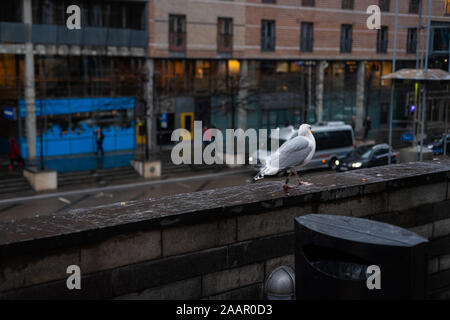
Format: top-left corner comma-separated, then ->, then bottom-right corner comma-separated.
0,151 -> 243,200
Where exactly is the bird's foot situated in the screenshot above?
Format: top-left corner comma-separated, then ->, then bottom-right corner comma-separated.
283,184 -> 295,192
298,181 -> 312,186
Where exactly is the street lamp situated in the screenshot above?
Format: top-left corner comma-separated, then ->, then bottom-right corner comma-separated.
387,0 -> 399,165
264,266 -> 295,300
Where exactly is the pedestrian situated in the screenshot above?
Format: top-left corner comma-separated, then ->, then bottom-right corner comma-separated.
95,127 -> 105,156
8,136 -> 24,171
363,116 -> 371,140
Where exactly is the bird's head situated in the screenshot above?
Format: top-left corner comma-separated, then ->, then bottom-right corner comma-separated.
298,124 -> 314,137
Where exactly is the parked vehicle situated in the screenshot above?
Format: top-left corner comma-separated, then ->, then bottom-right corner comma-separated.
305,122 -> 355,171
335,144 -> 397,172
427,134 -> 450,155
250,122 -> 355,172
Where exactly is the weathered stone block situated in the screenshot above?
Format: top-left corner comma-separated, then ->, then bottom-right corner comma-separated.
0,270 -> 112,300
0,250 -> 79,292
439,254 -> 450,272
112,247 -> 228,296
428,269 -> 450,292
409,224 -> 433,239
130,160 -> 161,179
81,231 -> 161,273
349,193 -> 389,217
428,258 -> 439,274
388,183 -> 447,212
264,255 -> 294,278
448,181 -> 450,200
434,218 -> 450,239
162,218 -> 236,257
317,193 -> 388,218
428,287 -> 450,300
23,169 -> 57,192
116,277 -> 201,300
237,205 -> 311,241
202,263 -> 263,297
228,233 -> 294,269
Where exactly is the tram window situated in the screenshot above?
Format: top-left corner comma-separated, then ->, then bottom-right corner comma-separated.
47,114 -> 70,134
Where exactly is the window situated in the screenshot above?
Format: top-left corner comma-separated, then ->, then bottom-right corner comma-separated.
377,26 -> 388,53
407,28 -> 417,54
0,0 -> 22,22
302,0 -> 315,6
261,20 -> 276,52
218,18 -> 233,53
342,0 -> 354,9
169,15 -> 186,52
409,0 -> 420,14
262,0 -> 276,3
31,1 -> 146,29
432,24 -> 450,52
373,148 -> 389,157
301,22 -> 314,52
379,0 -> 390,12
340,24 -> 353,53
314,130 -> 353,151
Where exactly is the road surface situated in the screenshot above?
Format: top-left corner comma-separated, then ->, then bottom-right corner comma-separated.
0,167 -> 330,223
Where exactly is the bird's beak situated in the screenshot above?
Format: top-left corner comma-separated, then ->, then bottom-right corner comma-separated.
311,130 -> 315,134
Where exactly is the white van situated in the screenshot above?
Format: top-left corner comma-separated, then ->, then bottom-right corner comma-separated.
306,122 -> 355,170
250,122 -> 355,172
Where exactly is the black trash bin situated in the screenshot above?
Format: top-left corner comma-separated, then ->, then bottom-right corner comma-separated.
295,214 -> 428,300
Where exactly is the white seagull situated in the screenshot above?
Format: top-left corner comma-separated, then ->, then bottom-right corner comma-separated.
253,124 -> 316,191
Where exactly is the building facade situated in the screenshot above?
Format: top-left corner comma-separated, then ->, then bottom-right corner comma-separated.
147,0 -> 450,148
0,0 -> 148,164
1,0 -> 450,167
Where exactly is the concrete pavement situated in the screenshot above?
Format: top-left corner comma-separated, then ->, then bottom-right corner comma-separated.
0,167 -> 329,223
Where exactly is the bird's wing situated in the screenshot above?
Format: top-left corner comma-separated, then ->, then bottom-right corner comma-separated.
273,136 -> 312,170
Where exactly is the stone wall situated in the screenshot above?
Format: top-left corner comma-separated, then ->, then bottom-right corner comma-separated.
0,160 -> 449,300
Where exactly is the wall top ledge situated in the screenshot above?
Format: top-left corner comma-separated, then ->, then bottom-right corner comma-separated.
1,160 -> 449,258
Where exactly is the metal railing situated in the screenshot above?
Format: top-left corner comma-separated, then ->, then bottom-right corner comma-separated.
0,23 -> 147,48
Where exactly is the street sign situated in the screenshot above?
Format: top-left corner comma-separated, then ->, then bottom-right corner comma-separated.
401,133 -> 414,142
3,107 -> 16,120
161,113 -> 168,129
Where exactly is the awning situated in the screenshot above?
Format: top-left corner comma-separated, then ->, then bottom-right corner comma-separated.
381,68 -> 450,81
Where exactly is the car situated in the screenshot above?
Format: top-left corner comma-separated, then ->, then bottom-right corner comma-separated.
335,144 -> 397,172
427,134 -> 450,155
249,122 -> 355,173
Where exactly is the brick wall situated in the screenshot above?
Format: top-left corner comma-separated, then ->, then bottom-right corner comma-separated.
0,160 -> 449,299
148,0 -> 450,60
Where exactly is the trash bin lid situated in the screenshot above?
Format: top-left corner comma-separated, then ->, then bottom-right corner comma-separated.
296,214 -> 428,247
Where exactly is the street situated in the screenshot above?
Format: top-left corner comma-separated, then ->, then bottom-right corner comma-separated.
0,166 -> 330,223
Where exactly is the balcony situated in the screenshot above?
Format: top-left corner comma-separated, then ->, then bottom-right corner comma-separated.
340,39 -> 353,53
261,36 -> 275,52
218,34 -> 233,54
0,22 -> 28,43
377,39 -> 388,53
0,24 -> 147,48
169,32 -> 186,53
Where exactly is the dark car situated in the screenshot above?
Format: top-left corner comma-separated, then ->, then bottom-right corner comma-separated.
427,134 -> 450,155
336,144 -> 397,172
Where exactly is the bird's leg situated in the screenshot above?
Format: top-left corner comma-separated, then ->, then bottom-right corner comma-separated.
283,170 -> 295,191
294,170 -> 312,186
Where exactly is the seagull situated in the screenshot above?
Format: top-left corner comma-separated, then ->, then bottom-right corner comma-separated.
253,124 -> 316,191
